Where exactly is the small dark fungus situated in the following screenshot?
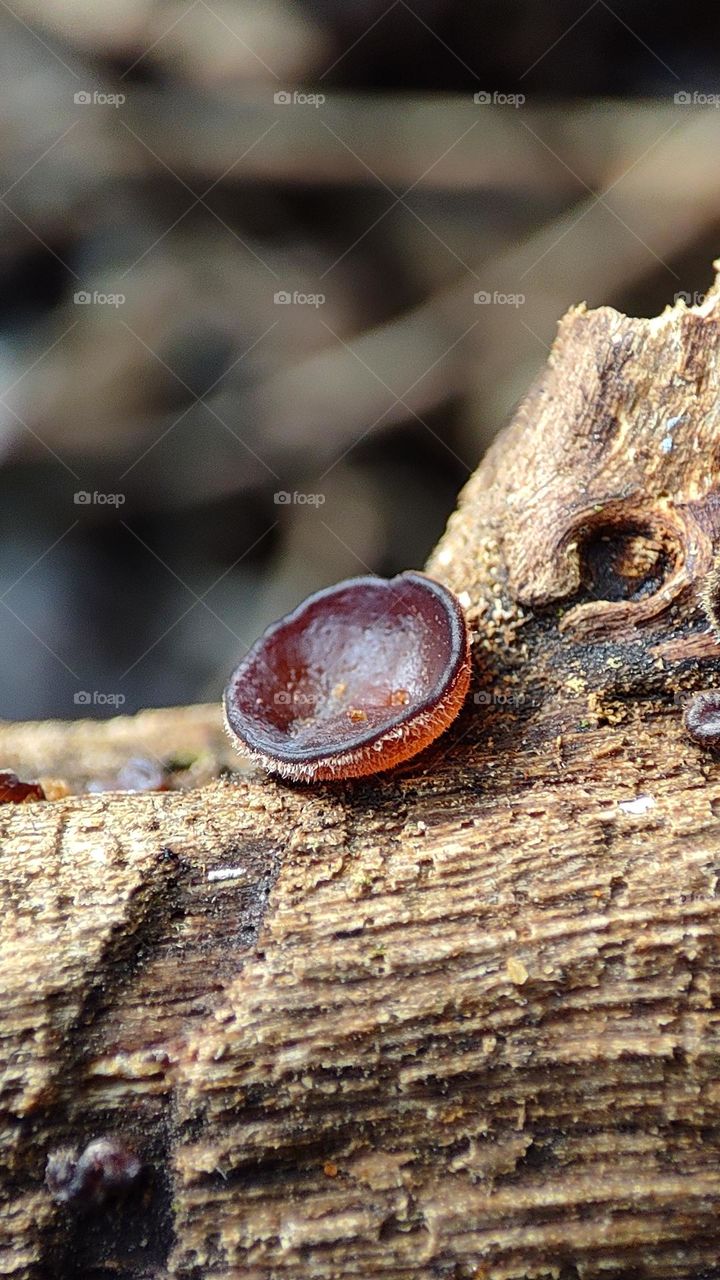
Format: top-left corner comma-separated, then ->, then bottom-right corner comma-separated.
46,1137 -> 142,1208
684,690 -> 720,750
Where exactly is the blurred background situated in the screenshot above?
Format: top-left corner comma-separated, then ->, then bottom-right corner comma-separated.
1,0 -> 719,720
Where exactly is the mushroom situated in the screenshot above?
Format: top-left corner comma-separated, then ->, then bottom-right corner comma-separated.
224,572 -> 471,782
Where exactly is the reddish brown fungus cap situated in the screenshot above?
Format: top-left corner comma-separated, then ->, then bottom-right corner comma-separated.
223,572 -> 471,782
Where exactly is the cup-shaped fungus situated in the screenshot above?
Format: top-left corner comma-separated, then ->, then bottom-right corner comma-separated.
683,690 -> 720,750
46,1138 -> 142,1208
224,572 -> 471,782
683,558 -> 720,750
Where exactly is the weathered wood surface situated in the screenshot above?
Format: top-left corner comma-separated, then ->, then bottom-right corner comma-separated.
4,277 -> 720,1279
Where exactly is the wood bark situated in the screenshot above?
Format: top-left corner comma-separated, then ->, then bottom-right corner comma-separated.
4,275 -> 720,1279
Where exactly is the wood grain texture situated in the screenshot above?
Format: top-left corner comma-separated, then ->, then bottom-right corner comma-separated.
4,278 -> 720,1279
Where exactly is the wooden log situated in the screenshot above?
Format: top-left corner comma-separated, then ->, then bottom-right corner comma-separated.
4,277 -> 720,1278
